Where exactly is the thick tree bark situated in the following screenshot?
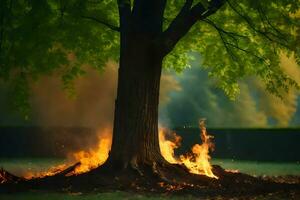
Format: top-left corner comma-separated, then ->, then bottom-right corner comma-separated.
107,0 -> 226,170
106,0 -> 167,169
109,33 -> 165,168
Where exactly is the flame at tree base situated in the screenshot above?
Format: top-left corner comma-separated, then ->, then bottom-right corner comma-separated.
24,120 -> 217,179
71,128 -> 111,174
24,128 -> 112,178
159,120 -> 218,179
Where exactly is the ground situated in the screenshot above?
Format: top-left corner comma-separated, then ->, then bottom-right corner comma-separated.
1,158 -> 300,199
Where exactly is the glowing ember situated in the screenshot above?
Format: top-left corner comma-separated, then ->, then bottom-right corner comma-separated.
24,164 -> 68,179
159,119 -> 218,179
225,169 -> 239,173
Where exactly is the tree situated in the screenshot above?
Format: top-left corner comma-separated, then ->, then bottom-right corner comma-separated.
0,0 -> 299,171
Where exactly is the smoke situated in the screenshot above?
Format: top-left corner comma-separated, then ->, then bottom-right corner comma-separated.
30,61 -> 117,128
160,54 -> 300,128
159,67 -> 269,128
1,54 -> 299,130
27,62 -> 180,152
0,60 -> 183,156
160,73 -> 182,105
29,62 -> 180,128
254,54 -> 300,126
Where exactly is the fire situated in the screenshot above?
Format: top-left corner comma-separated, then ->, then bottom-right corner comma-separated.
71,128 -> 111,174
159,120 -> 218,179
159,128 -> 181,164
24,128 -> 112,178
24,164 -> 68,179
24,122 -> 217,179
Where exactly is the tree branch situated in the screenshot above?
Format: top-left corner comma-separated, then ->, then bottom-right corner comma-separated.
117,0 -> 132,31
225,42 -> 268,64
191,0 -> 225,19
160,0 -> 226,55
256,6 -> 288,42
80,15 -> 120,32
203,19 -> 269,71
203,19 -> 247,44
226,0 -> 291,50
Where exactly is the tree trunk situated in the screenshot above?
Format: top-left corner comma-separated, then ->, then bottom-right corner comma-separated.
108,32 -> 166,169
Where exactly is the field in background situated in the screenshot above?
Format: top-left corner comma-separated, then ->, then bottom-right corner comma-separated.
212,159 -> 300,176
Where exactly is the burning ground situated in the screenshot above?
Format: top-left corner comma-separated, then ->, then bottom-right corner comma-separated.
1,121 -> 300,199
15,120 -> 217,179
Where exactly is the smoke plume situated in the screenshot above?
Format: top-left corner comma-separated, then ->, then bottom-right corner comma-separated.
254,55 -> 300,126
1,54 -> 299,130
160,54 -> 300,128
30,61 -> 117,128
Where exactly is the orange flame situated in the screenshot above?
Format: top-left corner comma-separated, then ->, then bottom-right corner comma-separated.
71,128 -> 111,174
24,128 -> 112,178
159,120 -> 218,179
159,128 -> 181,164
24,121 -> 217,179
24,164 -> 68,179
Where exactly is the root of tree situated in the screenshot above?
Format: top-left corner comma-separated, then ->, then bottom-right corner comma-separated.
1,161 -> 300,199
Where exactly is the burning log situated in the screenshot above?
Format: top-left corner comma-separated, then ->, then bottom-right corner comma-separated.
56,162 -> 81,176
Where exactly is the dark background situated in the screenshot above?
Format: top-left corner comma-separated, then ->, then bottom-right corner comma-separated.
1,127 -> 299,162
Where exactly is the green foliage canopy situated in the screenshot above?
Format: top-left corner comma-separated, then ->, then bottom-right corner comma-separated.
0,0 -> 299,115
